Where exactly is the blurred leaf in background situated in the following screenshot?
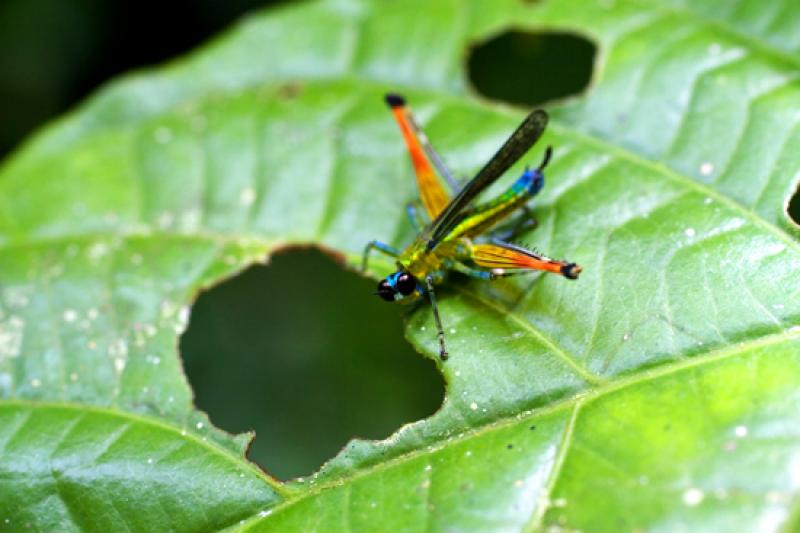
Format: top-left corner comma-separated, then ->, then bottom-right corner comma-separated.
0,0 -> 286,158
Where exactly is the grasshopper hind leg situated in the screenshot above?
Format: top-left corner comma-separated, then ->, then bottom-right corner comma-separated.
470,239 -> 582,280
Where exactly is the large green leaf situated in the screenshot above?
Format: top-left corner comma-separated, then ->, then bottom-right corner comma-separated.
2,0 -> 800,531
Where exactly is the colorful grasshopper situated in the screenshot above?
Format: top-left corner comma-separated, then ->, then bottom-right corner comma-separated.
363,94 -> 581,360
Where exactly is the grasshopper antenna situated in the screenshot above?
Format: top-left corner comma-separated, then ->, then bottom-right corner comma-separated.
537,146 -> 553,172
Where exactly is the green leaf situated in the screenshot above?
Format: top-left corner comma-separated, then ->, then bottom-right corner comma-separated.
2,0 -> 800,531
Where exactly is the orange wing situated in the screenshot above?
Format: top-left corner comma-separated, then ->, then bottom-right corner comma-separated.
471,242 -> 581,279
386,94 -> 450,220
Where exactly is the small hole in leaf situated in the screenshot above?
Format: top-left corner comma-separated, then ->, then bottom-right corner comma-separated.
467,31 -> 596,106
787,181 -> 800,227
181,248 -> 444,481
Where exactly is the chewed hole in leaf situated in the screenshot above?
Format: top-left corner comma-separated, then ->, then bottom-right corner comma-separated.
180,248 -> 444,480
787,180 -> 800,227
467,30 -> 596,106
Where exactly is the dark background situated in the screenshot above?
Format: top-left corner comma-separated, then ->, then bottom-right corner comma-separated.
0,0 -> 596,480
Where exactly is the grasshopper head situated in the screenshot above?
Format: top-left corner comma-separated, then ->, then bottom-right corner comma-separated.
376,271 -> 421,303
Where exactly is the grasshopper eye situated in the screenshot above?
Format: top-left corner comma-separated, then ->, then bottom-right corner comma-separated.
396,273 -> 417,295
376,279 -> 396,301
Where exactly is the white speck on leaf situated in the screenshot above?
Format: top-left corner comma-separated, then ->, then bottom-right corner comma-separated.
47,264 -> 64,278
88,242 -> 109,262
154,127 -> 172,144
180,209 -> 201,228
4,289 -> 29,308
0,316 -> 24,361
158,212 -> 175,229
108,339 -> 128,358
766,491 -> 789,504
160,300 -> 177,319
240,187 -> 256,206
175,305 -> 191,333
683,487 -> 704,506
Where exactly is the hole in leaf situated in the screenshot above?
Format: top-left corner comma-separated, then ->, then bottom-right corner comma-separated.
788,181 -> 800,227
467,30 -> 596,106
181,248 -> 444,480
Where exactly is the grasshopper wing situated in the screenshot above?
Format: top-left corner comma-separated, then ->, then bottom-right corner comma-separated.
386,94 -> 453,220
427,109 -> 548,250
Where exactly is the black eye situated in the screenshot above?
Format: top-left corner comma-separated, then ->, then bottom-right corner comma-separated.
376,280 -> 396,302
396,273 -> 417,296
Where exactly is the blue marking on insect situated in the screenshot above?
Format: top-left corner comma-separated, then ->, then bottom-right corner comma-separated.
386,271 -> 402,289
511,168 -> 544,195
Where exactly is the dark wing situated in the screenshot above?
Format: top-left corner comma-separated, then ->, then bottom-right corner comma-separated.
425,109 -> 549,251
